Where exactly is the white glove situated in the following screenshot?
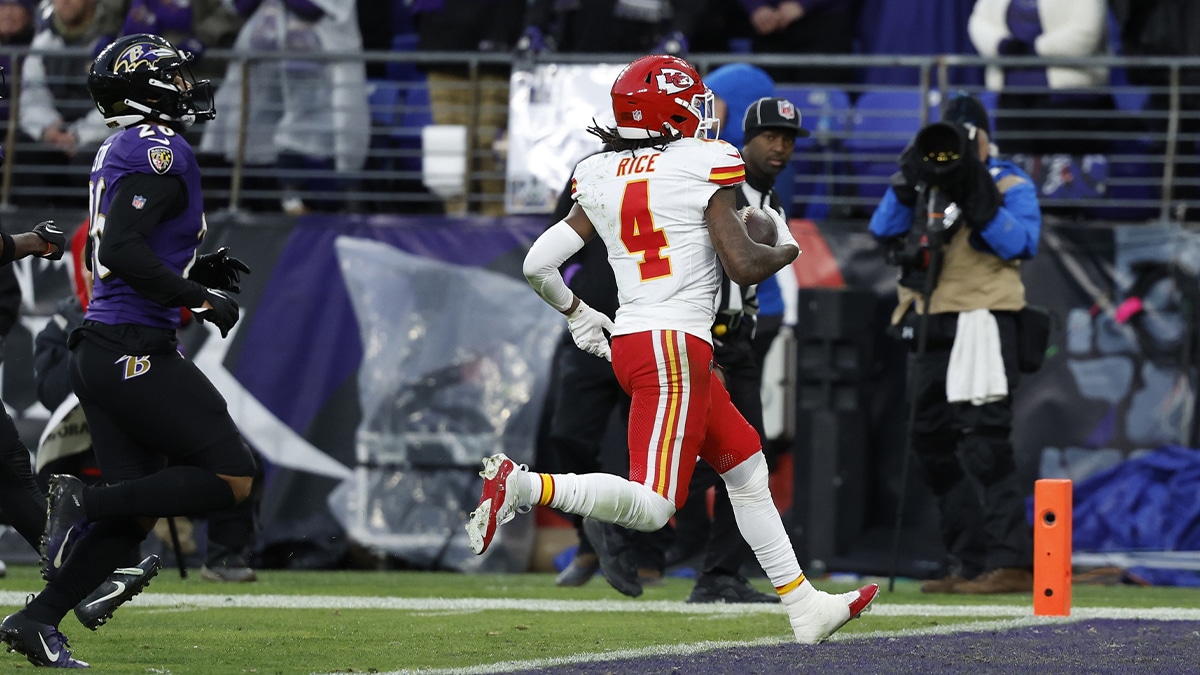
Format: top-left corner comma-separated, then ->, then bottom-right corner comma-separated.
566,299 -> 615,361
764,208 -> 799,251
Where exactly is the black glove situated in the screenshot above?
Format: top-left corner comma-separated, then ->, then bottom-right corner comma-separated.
894,142 -> 927,207
946,153 -> 1002,227
890,169 -> 919,207
189,247 -> 251,293
32,220 -> 66,260
192,288 -> 240,338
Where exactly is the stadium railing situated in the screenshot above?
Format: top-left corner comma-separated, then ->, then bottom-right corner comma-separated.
1,47 -> 1198,223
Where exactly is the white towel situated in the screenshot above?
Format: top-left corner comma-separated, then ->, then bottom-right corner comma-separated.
946,309 -> 1008,406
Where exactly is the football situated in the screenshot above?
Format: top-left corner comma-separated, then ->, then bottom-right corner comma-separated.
738,206 -> 778,246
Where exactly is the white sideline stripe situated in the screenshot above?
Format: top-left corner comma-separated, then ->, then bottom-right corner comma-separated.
2,591 -> 1200,622
0,591 -> 1193,675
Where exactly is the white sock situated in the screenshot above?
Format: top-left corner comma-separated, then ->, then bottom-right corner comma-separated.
721,453 -> 813,602
528,472 -> 674,532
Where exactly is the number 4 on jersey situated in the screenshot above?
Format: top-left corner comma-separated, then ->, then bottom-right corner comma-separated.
619,180 -> 671,281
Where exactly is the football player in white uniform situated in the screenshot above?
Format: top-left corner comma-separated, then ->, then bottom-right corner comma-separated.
467,54 -> 876,644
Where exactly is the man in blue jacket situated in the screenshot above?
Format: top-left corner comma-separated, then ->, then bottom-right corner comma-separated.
869,94 -> 1041,594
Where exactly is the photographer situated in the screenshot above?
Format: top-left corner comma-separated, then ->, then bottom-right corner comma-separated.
868,94 -> 1042,594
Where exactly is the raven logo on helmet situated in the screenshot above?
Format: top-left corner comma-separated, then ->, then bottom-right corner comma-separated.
113,44 -> 177,75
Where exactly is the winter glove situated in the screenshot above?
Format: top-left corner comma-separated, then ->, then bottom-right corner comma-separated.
191,288 -> 240,338
894,143 -> 926,207
890,169 -> 919,207
566,299 -> 615,361
33,220 -> 66,260
950,154 -> 1003,228
189,247 -> 251,293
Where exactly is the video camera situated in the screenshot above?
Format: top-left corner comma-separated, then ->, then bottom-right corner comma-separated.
902,120 -> 979,199
886,121 -> 978,288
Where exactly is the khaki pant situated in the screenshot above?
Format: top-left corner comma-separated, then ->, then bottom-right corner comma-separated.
426,71 -> 510,216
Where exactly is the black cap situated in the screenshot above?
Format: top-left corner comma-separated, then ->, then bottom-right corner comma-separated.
941,93 -> 991,135
742,97 -> 810,140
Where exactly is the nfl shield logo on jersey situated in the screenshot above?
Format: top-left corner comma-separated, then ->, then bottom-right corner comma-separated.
147,146 -> 174,175
131,195 -> 147,210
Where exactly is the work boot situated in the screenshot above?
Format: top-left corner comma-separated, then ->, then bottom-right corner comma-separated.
953,567 -> 1033,594
920,574 -> 969,594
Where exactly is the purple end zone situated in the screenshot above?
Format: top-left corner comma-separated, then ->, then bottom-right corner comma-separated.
499,620 -> 1200,674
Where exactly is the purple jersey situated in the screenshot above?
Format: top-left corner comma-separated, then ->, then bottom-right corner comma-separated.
87,123 -> 206,330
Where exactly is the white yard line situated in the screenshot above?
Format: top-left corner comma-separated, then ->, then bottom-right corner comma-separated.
4,591 -> 1199,621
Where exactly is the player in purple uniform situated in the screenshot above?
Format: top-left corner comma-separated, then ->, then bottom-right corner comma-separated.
0,34 -> 257,669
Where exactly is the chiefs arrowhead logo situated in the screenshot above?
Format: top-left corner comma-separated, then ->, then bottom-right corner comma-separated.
655,68 -> 694,95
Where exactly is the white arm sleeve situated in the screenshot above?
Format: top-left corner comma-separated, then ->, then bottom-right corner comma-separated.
523,220 -> 587,313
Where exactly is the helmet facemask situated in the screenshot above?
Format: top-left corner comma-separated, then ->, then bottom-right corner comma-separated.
687,87 -> 719,140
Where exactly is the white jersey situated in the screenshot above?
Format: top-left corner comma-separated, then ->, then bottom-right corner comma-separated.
572,137 -> 745,343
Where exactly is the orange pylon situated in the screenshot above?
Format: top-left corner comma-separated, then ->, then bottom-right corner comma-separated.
1033,478 -> 1072,616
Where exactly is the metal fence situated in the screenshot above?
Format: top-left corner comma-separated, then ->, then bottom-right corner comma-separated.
3,47 -> 1200,222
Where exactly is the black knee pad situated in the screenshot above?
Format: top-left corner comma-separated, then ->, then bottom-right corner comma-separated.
958,429 -> 1017,486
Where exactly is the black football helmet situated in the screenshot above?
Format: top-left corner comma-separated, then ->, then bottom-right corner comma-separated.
87,33 -> 215,129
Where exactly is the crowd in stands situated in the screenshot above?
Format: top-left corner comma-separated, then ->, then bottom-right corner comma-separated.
0,0 -> 1193,218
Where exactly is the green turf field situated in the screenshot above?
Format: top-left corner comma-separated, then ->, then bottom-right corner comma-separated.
0,565 -> 1196,674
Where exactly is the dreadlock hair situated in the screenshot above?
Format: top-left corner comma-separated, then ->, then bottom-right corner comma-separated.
587,121 -> 679,153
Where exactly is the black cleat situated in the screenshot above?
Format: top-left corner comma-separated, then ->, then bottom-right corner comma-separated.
555,552 -> 599,587
41,475 -> 89,582
74,555 -> 161,630
582,519 -> 642,598
0,612 -> 89,668
687,573 -> 780,604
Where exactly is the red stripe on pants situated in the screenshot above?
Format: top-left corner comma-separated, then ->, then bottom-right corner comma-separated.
612,330 -> 760,507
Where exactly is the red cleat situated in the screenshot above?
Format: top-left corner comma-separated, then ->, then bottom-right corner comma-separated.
465,453 -> 526,555
847,582 -> 879,619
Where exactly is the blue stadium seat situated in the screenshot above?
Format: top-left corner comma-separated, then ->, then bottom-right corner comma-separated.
844,89 -> 927,202
368,80 -> 402,129
775,86 -> 852,219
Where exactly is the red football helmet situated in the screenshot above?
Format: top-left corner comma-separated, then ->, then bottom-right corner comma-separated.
610,55 -> 718,140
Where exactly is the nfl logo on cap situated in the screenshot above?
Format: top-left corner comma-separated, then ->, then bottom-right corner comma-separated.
743,96 -> 810,138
